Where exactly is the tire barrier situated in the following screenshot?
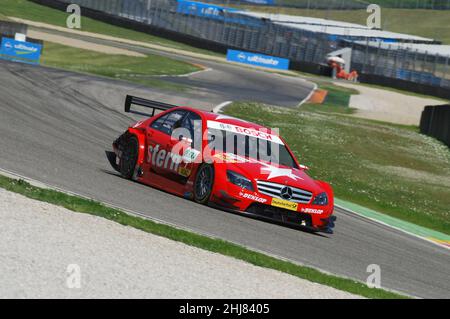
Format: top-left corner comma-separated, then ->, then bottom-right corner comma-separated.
420,104 -> 450,147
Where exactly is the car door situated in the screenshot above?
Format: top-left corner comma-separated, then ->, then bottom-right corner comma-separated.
172,111 -> 203,182
146,110 -> 186,176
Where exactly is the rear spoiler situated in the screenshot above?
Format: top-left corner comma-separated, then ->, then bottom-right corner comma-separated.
124,95 -> 178,117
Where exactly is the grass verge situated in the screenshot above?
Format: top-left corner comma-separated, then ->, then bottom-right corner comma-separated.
0,0 -> 223,57
225,86 -> 450,235
41,41 -> 198,91
0,13 -> 10,21
0,174 -> 405,299
300,84 -> 359,115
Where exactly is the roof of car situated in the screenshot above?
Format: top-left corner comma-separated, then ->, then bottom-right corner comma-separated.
182,108 -> 278,135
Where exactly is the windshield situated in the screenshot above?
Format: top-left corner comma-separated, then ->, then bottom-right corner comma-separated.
207,128 -> 298,169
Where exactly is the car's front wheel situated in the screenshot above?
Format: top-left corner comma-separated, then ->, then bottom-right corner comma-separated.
193,164 -> 214,204
119,135 -> 138,179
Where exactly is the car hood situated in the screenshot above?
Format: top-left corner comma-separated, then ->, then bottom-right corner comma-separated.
215,153 -> 323,194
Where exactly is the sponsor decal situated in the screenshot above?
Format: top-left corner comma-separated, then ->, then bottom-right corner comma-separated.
271,198 -> 298,211
213,153 -> 249,163
147,144 -> 182,172
182,148 -> 200,163
178,166 -> 192,177
227,49 -> 290,70
207,120 -> 284,145
239,191 -> 267,203
13,43 -> 39,54
301,208 -> 324,214
148,144 -> 196,177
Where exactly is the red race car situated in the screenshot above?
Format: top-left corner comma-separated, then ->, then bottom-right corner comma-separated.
106,96 -> 336,233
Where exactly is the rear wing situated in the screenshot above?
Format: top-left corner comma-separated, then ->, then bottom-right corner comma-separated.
124,95 -> 178,117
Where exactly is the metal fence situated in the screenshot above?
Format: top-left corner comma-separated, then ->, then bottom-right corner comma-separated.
207,0 -> 450,10
348,41 -> 450,89
0,21 -> 28,37
66,0 -> 336,62
54,0 -> 450,91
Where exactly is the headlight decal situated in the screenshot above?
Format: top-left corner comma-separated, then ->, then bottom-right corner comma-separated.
227,170 -> 254,191
312,192 -> 328,206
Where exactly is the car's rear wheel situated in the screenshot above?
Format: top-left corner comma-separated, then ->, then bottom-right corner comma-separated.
193,164 -> 214,204
119,135 -> 138,179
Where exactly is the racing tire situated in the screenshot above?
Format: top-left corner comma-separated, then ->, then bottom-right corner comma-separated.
119,135 -> 138,180
193,163 -> 215,205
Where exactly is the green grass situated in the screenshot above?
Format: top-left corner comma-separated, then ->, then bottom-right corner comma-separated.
0,13 -> 10,21
0,174 -> 406,299
40,41 -> 198,91
0,0 -> 223,57
224,86 -> 450,235
322,84 -> 358,110
301,83 -> 358,114
233,6 -> 450,44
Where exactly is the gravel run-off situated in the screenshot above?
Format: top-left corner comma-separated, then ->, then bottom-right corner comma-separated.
0,188 -> 360,299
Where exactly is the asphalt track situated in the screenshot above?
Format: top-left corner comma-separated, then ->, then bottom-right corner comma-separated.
30,26 -> 315,108
0,59 -> 449,299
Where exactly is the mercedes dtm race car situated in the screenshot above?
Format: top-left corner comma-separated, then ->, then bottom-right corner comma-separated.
106,96 -> 336,233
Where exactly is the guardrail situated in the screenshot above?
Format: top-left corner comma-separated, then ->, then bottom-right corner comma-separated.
420,104 -> 450,147
0,21 -> 28,37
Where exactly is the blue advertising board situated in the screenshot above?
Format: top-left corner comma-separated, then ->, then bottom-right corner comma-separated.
0,38 -> 42,64
227,49 -> 290,70
176,0 -> 263,27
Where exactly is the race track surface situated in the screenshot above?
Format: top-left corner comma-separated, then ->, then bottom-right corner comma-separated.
32,26 -> 315,108
0,61 -> 449,298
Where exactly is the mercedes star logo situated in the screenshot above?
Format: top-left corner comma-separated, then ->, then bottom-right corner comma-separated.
280,186 -> 293,200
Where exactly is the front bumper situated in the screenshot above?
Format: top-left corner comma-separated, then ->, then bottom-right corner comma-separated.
210,173 -> 335,233
245,202 -> 336,234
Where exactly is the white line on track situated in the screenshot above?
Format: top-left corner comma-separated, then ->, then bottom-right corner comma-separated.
335,204 -> 450,251
156,68 -> 212,78
298,83 -> 318,106
212,101 -> 233,113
